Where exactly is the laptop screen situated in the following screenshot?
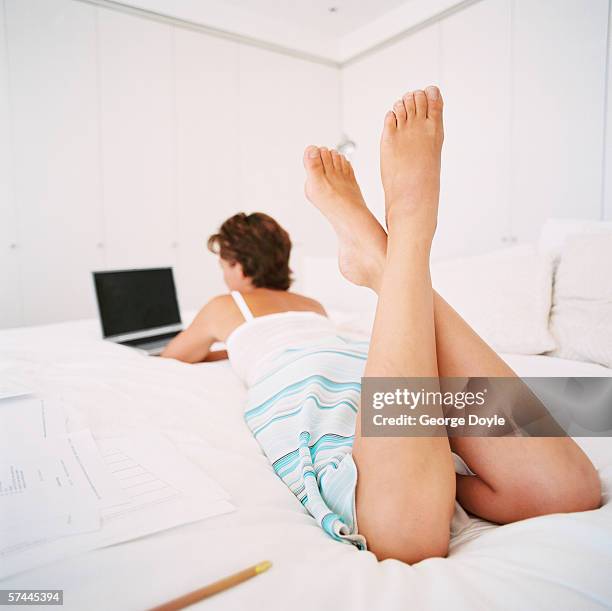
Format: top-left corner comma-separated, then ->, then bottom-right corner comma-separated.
93,268 -> 181,338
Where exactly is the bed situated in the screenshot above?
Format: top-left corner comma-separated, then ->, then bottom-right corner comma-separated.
1,316 -> 611,611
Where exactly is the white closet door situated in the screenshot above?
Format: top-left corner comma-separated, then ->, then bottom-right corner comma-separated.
438,0 -> 512,259
512,0 -> 608,240
342,25 -> 441,227
5,0 -> 103,325
605,1 -> 612,222
97,8 -> 176,271
0,0 -> 21,328
173,29 -> 239,312
238,47 -> 340,264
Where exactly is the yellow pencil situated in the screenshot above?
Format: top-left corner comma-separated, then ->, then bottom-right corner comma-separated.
148,561 -> 272,611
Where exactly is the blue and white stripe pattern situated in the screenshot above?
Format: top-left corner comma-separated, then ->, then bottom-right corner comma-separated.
245,337 -> 369,549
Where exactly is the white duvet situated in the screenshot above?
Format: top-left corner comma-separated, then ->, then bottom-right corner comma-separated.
1,319 -> 611,611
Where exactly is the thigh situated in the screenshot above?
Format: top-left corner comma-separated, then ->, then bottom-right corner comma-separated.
432,293 -> 600,521
451,436 -> 601,523
353,435 -> 456,563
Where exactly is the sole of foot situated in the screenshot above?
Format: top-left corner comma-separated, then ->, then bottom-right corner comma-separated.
303,145 -> 386,291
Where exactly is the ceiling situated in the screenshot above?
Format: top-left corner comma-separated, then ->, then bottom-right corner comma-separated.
102,0 -> 465,63
218,0 -> 411,38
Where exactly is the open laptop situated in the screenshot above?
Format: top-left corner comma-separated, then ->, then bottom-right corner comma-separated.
93,268 -> 182,355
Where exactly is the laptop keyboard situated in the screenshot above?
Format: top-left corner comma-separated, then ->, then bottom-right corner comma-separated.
120,331 -> 180,349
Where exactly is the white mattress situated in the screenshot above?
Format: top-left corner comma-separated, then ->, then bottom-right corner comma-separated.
1,318 -> 611,611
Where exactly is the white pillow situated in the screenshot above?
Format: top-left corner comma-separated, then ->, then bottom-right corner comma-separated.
539,218 -> 612,260
549,233 -> 612,368
431,245 -> 556,355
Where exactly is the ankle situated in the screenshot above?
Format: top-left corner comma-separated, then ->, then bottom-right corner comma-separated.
368,254 -> 385,294
386,210 -> 436,245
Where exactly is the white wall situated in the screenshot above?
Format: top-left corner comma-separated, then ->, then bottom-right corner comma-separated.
173,28 -> 241,311
4,0 -> 104,326
438,0 -> 512,258
342,0 -> 610,260
2,0 -> 611,329
605,0 -> 612,221
510,0 -> 608,241
0,0 -> 21,328
0,0 -> 340,328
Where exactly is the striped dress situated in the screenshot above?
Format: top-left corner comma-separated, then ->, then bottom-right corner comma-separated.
226,292 -> 472,549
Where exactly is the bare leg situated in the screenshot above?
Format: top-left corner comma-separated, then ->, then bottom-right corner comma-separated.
303,90 -> 600,540
302,145 -> 385,292
305,87 -> 455,563
431,294 -> 601,521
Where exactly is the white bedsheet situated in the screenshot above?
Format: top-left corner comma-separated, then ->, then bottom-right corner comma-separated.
0,319 -> 611,611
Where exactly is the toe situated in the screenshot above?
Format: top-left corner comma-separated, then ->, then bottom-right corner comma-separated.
383,110 -> 397,137
303,145 -> 324,172
402,91 -> 415,120
339,153 -> 351,175
425,85 -> 443,120
331,149 -> 342,171
320,147 -> 334,173
414,89 -> 427,118
393,99 -> 407,126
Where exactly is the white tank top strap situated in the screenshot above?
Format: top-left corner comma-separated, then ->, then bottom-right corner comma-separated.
230,291 -> 254,322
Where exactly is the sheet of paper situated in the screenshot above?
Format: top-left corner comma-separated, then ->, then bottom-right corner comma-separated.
0,381 -> 32,401
0,430 -> 126,578
0,432 -> 234,578
0,512 -> 99,557
94,433 -> 234,546
0,397 -> 67,446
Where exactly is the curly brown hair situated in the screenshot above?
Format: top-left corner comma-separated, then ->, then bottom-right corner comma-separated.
207,212 -> 293,290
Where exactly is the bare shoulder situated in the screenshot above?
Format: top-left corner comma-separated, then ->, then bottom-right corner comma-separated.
205,294 -> 235,312
191,294 -> 236,326
188,294 -> 243,342
288,291 -> 327,316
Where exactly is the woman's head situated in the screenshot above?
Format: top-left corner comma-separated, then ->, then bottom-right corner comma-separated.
207,212 -> 293,291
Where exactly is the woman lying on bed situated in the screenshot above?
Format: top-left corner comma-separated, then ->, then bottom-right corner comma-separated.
162,85 -> 601,563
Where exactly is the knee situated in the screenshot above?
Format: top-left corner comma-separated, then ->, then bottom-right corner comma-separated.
361,507 -> 452,564
517,455 -> 601,517
367,522 -> 450,564
561,459 -> 601,513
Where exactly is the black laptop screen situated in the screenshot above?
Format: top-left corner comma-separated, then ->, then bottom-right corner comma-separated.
93,268 -> 181,338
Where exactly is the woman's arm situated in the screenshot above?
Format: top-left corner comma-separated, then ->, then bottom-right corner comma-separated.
203,350 -> 228,362
161,298 -> 226,363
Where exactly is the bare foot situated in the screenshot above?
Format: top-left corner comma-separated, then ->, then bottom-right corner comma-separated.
380,86 -> 444,240
303,146 -> 386,291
